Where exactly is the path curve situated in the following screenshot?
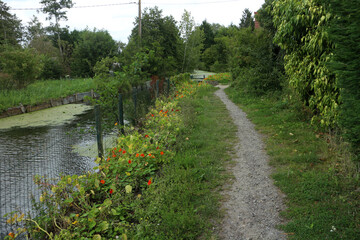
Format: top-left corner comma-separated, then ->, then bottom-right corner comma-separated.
215,85 -> 286,240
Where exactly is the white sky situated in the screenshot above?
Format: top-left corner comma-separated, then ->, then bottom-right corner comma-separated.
6,0 -> 265,43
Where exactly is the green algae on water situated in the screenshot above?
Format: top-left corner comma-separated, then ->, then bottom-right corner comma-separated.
0,104 -> 93,130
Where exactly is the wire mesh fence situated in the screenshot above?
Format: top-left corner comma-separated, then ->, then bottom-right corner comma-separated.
0,77 -> 171,238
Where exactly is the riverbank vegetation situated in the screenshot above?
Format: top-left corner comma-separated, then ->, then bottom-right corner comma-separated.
0,78 -> 95,112
5,80 -> 236,239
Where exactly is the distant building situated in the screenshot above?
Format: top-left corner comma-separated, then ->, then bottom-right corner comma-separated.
254,12 -> 261,29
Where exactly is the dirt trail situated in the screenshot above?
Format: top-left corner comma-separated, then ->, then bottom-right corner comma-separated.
215,85 -> 286,240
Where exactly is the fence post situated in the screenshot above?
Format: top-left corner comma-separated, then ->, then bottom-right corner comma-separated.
95,105 -> 104,158
118,93 -> 125,135
167,78 -> 170,97
156,79 -> 159,98
133,87 -> 137,124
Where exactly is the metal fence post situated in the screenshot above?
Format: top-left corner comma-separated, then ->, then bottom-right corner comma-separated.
95,105 -> 104,158
118,93 -> 125,135
156,79 -> 159,98
133,87 -> 137,124
167,78 -> 170,97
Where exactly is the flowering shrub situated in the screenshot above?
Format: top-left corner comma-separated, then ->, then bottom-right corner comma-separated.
204,72 -> 232,84
5,79 -> 210,239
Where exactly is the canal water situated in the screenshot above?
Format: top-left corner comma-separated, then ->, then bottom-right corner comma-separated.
0,104 -> 102,237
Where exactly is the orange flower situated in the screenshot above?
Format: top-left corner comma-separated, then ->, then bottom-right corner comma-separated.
148,153 -> 152,156
147,179 -> 152,185
145,135 -> 149,138
100,180 -> 105,184
118,148 -> 122,152
136,153 -> 140,157
115,122 -> 118,126
141,153 -> 145,157
160,151 -> 164,155
112,154 -> 116,158
8,232 -> 15,238
107,157 -> 110,161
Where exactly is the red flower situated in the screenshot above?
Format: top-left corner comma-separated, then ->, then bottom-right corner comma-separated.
107,157 -> 110,161
141,153 -> 145,157
100,180 -> 105,184
156,146 -> 159,149
160,151 -> 164,155
147,179 -> 152,185
136,153 -> 139,157
128,160 -> 132,164
109,189 -> 114,194
118,148 -> 122,152
123,150 -> 126,154
151,114 -> 154,117
172,109 -> 174,111
145,135 -> 149,138
112,154 -> 116,158
176,110 -> 180,112
148,153 -> 152,156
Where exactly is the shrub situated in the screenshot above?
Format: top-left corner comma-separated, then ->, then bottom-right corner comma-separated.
0,46 -> 44,89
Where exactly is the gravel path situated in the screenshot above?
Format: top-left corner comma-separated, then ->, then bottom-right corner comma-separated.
215,85 -> 286,240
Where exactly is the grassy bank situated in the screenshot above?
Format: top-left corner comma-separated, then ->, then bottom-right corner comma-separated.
130,86 -> 237,239
0,78 -> 95,112
225,87 -> 360,239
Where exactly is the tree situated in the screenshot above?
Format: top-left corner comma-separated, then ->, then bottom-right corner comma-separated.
199,20 -> 215,52
272,0 -> 338,128
125,7 -> 182,77
239,8 -> 255,30
40,0 -> 74,58
0,45 -> 43,88
329,0 -> 360,157
71,29 -> 117,77
0,1 -> 23,45
25,16 -> 46,44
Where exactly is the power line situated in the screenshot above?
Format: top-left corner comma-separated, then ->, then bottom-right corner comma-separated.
10,2 -> 137,11
143,0 -> 242,5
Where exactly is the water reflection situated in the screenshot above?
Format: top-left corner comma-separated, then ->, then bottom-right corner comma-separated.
0,105 -> 97,237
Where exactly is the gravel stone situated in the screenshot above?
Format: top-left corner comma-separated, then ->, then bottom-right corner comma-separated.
215,85 -> 286,240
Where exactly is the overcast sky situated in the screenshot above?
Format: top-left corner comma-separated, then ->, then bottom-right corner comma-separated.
7,0 -> 265,43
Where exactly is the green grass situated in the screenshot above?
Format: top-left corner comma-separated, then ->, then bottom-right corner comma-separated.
130,86 -> 237,239
0,78 -> 95,112
225,87 -> 360,239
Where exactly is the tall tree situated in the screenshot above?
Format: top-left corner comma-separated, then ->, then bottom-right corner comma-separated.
199,20 -> 215,52
0,1 -> 23,46
179,10 -> 195,72
239,8 -> 255,30
329,0 -> 360,157
125,7 -> 182,76
40,0 -> 74,58
71,29 -> 117,77
25,16 -> 46,44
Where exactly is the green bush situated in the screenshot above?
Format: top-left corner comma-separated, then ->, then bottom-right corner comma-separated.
170,73 -> 191,85
0,45 -> 44,89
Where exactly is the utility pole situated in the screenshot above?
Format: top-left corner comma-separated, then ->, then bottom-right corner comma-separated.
138,0 -> 142,46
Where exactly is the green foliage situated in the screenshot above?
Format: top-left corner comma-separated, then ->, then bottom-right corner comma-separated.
71,29 -> 118,77
230,28 -> 284,95
239,8 -> 255,30
199,20 -> 215,52
205,72 -> 232,84
0,78 -> 95,112
0,45 -> 43,89
329,0 -> 360,157
272,0 -> 338,128
125,7 -> 182,77
169,73 -> 191,85
8,82 -> 211,239
226,86 -> 360,239
0,1 -> 23,45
